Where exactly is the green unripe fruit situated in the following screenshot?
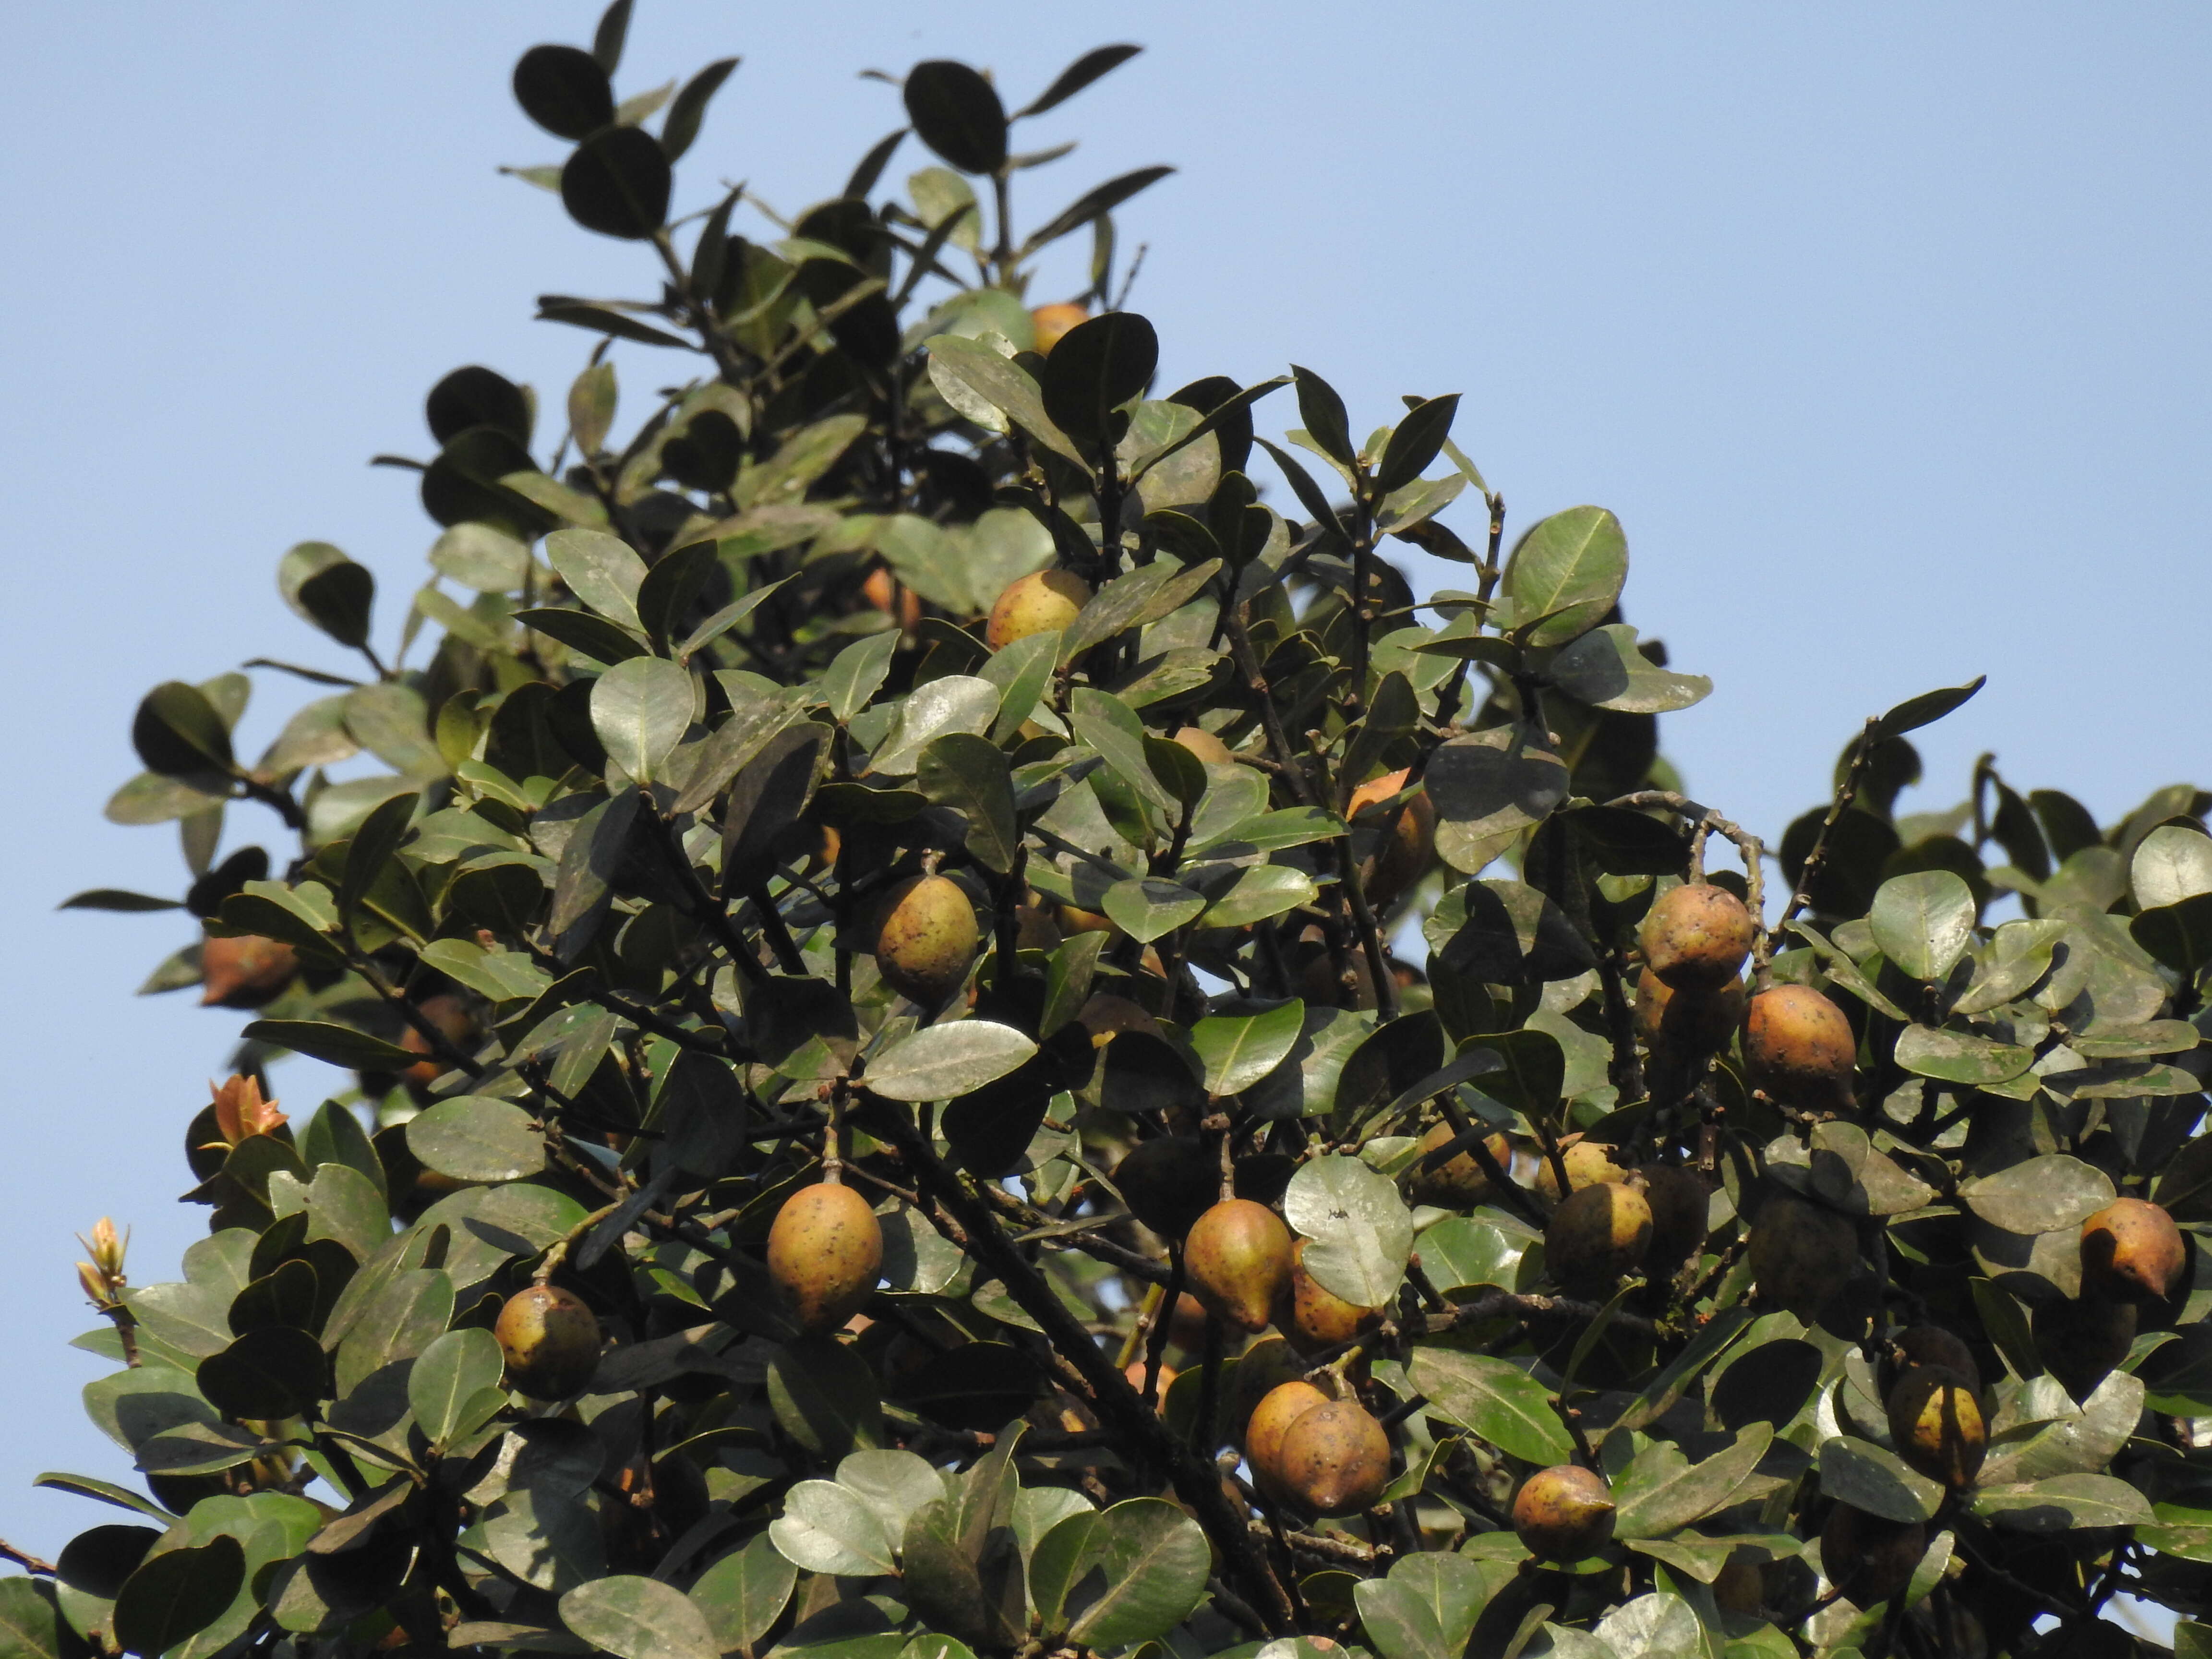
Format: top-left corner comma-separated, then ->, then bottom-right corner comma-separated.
1273,1399 -> 1391,1517
985,569 -> 1089,651
1183,1198 -> 1293,1333
1885,1365 -> 1985,1489
768,1181 -> 884,1333
1639,882 -> 1756,989
1545,1180 -> 1654,1292
870,874 -> 980,1006
1512,1465 -> 1615,1561
495,1285 -> 602,1400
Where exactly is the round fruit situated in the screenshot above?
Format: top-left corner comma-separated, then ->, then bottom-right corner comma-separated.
1885,1365 -> 1985,1489
767,1182 -> 884,1333
1545,1181 -> 1654,1292
1173,725 -> 1234,766
1031,302 -> 1087,355
1346,769 -> 1436,909
1820,1504 -> 1923,1607
1114,1136 -> 1218,1241
1743,985 -> 1857,1110
1892,1325 -> 1979,1393
1748,1191 -> 1858,1320
1283,1239 -> 1384,1355
861,567 -> 922,632
2032,1298 -> 2138,1401
1512,1465 -> 1615,1560
1166,1290 -> 1212,1352
398,993 -> 475,1088
1184,1199 -> 1295,1333
1638,1165 -> 1712,1279
2079,1197 -> 2186,1303
1230,1337 -> 1309,1442
1407,1122 -> 1512,1208
1244,1378 -> 1330,1493
495,1285 -> 602,1399
1535,1136 -> 1629,1201
870,874 -> 981,1006
1273,1399 -> 1391,1516
986,569 -> 1090,651
1634,968 -> 1747,1059
199,933 -> 300,1010
1639,882 -> 1756,989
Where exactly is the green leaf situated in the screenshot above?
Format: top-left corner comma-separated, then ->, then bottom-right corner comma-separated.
338,790 -> 418,925
1890,1024 -> 2032,1086
871,675 -> 1000,775
1060,1498 -> 1210,1650
769,1479 -> 896,1576
903,60 -> 1007,174
59,889 -> 182,913
1869,676 -> 1984,743
0,1579 -> 63,1659
2133,892 -> 2212,975
563,126 -> 672,239
1983,1369 -> 2145,1484
407,1095 -> 545,1183
1019,166 -> 1176,258
918,733 -> 1020,875
1067,688 -> 1176,816
1289,365 -> 1356,469
1371,393 -> 1461,497
1971,1473 -> 2154,1532
1611,1423 -> 1772,1539
1957,1155 -> 2113,1235
132,682 -> 234,777
592,657 -> 694,785
823,629 -> 901,724
1190,1000 -> 1307,1097
926,336 -> 1089,471
1199,864 -> 1317,928
278,541 -> 375,649
661,57 -> 737,161
113,1536 -> 243,1657
1284,1154 -> 1412,1308
195,1326 -> 324,1419
344,682 -> 445,779
1869,870 -> 1976,982
866,1021 -> 1037,1102
1016,44 -> 1142,118
1547,624 -> 1710,714
513,43 -> 614,138
240,1020 -> 416,1071
545,528 -> 648,631
1042,313 -> 1158,445
1406,1347 -> 1575,1465
2133,823 -> 2212,909
1817,1436 -> 1941,1524
559,1576 -> 718,1659
690,1534 -> 795,1658
405,1327 -> 504,1444
1352,1552 -> 1490,1659
1100,877 -> 1204,944
1504,506 -> 1627,648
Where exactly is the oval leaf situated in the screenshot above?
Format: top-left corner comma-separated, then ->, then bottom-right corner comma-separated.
866,1021 -> 1037,1102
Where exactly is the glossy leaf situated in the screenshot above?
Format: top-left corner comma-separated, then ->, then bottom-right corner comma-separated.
866,1021 -> 1037,1102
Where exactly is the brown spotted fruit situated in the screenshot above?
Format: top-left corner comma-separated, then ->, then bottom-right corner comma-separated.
200,933 -> 300,1009
1346,769 -> 1437,910
1282,1239 -> 1384,1355
1031,302 -> 1087,355
986,569 -> 1089,651
1273,1399 -> 1392,1516
1114,1136 -> 1218,1241
1184,1199 -> 1294,1333
1534,1135 -> 1629,1202
1634,968 -> 1748,1060
1744,985 -> 1857,1110
1639,881 -> 1756,989
1230,1336 -> 1308,1440
2079,1197 -> 2186,1303
1886,1365 -> 1985,1489
1512,1465 -> 1615,1560
870,874 -> 981,1006
1407,1122 -> 1512,1208
768,1182 -> 884,1333
1748,1190 -> 1858,1320
1545,1181 -> 1654,1293
495,1285 -> 602,1399
1821,1504 -> 1924,1606
1244,1378 -> 1330,1495
2032,1298 -> 2138,1401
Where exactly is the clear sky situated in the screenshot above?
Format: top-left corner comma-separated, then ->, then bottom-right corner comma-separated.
3,3 -> 2208,1550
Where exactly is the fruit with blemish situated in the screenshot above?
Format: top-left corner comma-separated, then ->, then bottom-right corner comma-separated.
1407,1121 -> 1512,1208
1273,1399 -> 1392,1516
1638,881 -> 1756,989
398,993 -> 475,1087
2079,1197 -> 2186,1303
869,874 -> 981,1005
768,1182 -> 884,1333
200,933 -> 300,1009
1183,1198 -> 1294,1333
1544,1181 -> 1654,1292
1743,985 -> 1857,1109
1886,1365 -> 1985,1488
1637,1165 -> 1711,1279
495,1285 -> 602,1400
1634,967 -> 1747,1059
1346,768 -> 1436,909
985,569 -> 1089,651
1030,302 -> 1087,355
1282,1238 -> 1384,1354
1512,1465 -> 1616,1560
1534,1134 -> 1628,1201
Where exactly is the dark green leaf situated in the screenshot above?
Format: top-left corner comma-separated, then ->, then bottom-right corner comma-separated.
1870,676 -> 1985,743
59,890 -> 181,913
902,61 -> 1007,174
406,1096 -> 546,1183
1016,45 -> 1142,118
538,300 -> 692,349
1406,1348 -> 1575,1465
338,791 -> 419,925
132,682 -> 233,777
113,1536 -> 243,1658
662,58 -> 737,162
1019,166 -> 1175,256
1290,365 -> 1355,469
918,733 -> 1020,875
1505,506 -> 1627,648
866,1022 -> 1037,1101
591,0 -> 631,73
194,1327 -> 325,1420
563,127 -> 672,239
239,1020 -> 417,1071
514,44 -> 614,139
1041,312 -> 1158,444
1373,394 -> 1459,497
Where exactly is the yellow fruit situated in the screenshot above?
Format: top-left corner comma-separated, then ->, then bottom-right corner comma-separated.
1534,1135 -> 1629,1201
1173,725 -> 1234,766
1282,1239 -> 1384,1355
199,933 -> 300,1009
1114,1136 -> 1219,1241
2079,1197 -> 2187,1303
1273,1399 -> 1392,1516
1512,1465 -> 1615,1560
1634,968 -> 1747,1059
1885,1365 -> 1985,1489
767,1182 -> 884,1333
1407,1122 -> 1511,1208
1748,1191 -> 1858,1320
1744,985 -> 1856,1109
1545,1181 -> 1654,1292
1637,1165 -> 1711,1280
2032,1298 -> 2138,1401
495,1285 -> 602,1400
985,569 -> 1089,651
870,874 -> 980,1005
1031,302 -> 1088,355
1821,1504 -> 1923,1607
1346,769 -> 1436,909
1184,1199 -> 1294,1333
1244,1379 -> 1330,1494
1639,882 -> 1756,989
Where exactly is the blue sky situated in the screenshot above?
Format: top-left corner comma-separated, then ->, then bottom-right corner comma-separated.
2,3 -> 2207,1549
